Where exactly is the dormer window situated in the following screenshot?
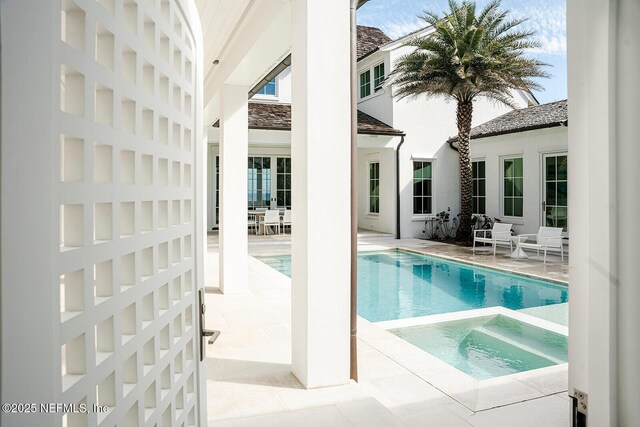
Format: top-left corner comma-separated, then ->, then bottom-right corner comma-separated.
359,70 -> 371,99
373,62 -> 385,90
257,78 -> 277,96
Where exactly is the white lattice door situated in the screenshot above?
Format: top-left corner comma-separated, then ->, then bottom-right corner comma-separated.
1,0 -> 206,425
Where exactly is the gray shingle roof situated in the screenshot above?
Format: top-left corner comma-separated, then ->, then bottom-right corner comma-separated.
450,99 -> 568,141
213,102 -> 404,136
357,25 -> 392,61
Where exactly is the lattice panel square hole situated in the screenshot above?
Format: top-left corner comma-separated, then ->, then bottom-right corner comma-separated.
97,372 -> 116,420
61,0 -> 85,51
95,24 -> 114,70
120,149 -> 135,184
60,269 -> 84,320
94,143 -> 113,183
62,397 -> 88,427
95,316 -> 114,364
94,260 -> 113,303
122,44 -> 137,84
172,200 -> 180,225
159,74 -> 169,103
94,202 -> 113,242
184,163 -> 191,187
172,238 -> 181,264
123,0 -> 138,35
121,303 -> 136,344
142,108 -> 154,140
123,353 -> 137,396
172,123 -> 181,148
159,283 -> 169,313
141,246 -> 154,279
172,161 -> 180,187
160,324 -> 170,356
120,252 -> 135,288
160,365 -> 171,398
184,200 -> 191,224
144,382 -> 157,420
61,204 -> 84,248
121,97 -> 136,134
158,200 -> 168,228
159,116 -> 169,144
61,334 -> 86,391
141,154 -> 153,185
142,292 -> 154,328
61,66 -> 85,117
120,202 -> 135,236
141,201 -> 153,232
184,235 -> 192,258
184,270 -> 192,293
158,158 -> 168,186
144,16 -> 155,49
143,337 -> 155,372
173,313 -> 183,341
159,35 -> 170,63
172,276 -> 181,304
94,84 -> 114,126
173,86 -> 181,112
124,403 -> 138,427
60,135 -> 84,182
158,242 -> 168,270
184,128 -> 191,152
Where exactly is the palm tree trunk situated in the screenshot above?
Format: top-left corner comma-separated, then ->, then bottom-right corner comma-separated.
455,100 -> 474,242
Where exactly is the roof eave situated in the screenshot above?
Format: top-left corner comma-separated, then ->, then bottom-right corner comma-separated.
448,120 -> 568,142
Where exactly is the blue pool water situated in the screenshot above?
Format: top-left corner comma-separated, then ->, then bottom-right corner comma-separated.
258,250 -> 568,322
391,315 -> 568,379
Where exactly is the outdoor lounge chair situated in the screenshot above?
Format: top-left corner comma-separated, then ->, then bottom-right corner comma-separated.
473,222 -> 513,255
281,209 -> 292,233
516,226 -> 564,263
261,209 -> 281,235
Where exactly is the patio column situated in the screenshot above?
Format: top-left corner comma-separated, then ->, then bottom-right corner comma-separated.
290,0 -> 351,388
218,84 -> 249,294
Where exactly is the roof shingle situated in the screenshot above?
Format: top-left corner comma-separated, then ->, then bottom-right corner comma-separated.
213,102 -> 404,136
450,99 -> 568,141
357,25 -> 392,61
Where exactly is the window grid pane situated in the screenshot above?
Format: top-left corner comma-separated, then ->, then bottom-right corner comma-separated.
503,157 -> 523,217
369,162 -> 380,214
373,63 -> 385,88
472,161 -> 486,214
359,71 -> 371,98
412,161 -> 433,214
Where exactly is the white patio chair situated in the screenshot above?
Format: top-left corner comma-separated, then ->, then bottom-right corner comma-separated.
281,209 -> 292,233
261,209 -> 280,235
516,226 -> 564,263
473,223 -> 513,255
248,213 -> 257,234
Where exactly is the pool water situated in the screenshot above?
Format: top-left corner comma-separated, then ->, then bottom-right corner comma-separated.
258,250 -> 568,322
390,315 -> 568,379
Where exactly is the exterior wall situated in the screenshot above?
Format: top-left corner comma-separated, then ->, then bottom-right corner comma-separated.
470,126 -> 568,235
358,45 -> 528,238
357,147 -> 396,235
1,1 -> 204,425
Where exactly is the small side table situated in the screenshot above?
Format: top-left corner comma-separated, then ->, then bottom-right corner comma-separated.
510,236 -> 528,259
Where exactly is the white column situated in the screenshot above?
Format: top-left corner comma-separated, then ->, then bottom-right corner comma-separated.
290,0 -> 351,388
218,84 -> 249,294
568,0 -> 640,425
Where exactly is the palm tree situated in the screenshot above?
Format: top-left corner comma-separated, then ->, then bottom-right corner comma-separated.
390,0 -> 548,242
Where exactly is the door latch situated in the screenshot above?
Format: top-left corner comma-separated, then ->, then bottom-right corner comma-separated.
199,289 -> 220,361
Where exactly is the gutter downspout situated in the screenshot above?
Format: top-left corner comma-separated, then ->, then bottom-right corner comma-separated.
395,135 -> 405,239
349,0 -> 359,382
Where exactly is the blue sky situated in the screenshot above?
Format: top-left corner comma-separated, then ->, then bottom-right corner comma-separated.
357,0 -> 567,104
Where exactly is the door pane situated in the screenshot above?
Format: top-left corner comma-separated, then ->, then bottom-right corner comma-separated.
557,181 -> 568,206
546,156 -> 556,181
546,182 -> 556,206
557,156 -> 568,180
514,198 -> 523,217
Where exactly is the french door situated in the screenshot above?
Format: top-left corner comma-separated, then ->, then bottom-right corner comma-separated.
214,155 -> 290,227
543,153 -> 568,231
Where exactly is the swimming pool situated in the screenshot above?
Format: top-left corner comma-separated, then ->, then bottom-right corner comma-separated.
258,249 -> 568,322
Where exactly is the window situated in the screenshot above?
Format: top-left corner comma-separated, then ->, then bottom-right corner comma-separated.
503,157 -> 523,217
247,157 -> 271,209
276,157 -> 291,209
472,160 -> 486,214
256,78 -> 276,96
359,70 -> 371,98
413,161 -> 433,214
373,63 -> 385,90
369,162 -> 380,214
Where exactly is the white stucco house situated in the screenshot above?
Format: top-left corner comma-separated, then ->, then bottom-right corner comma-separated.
205,25 -> 540,238
465,100 -> 568,235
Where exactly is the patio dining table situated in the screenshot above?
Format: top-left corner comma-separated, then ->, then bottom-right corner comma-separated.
249,209 -> 286,235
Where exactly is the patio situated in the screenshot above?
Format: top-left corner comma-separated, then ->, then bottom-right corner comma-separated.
203,233 -> 569,426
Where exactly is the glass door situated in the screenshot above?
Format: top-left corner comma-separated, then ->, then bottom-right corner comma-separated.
276,157 -> 291,209
248,156 -> 272,209
543,153 -> 568,231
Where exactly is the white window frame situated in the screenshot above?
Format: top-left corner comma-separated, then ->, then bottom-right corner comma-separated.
500,155 -> 525,222
411,158 -> 435,220
359,69 -> 371,99
373,61 -> 385,91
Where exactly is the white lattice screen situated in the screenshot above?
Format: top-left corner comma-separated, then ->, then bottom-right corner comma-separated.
57,0 -> 199,425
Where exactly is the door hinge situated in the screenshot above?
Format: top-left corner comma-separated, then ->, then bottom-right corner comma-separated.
571,389 -> 588,427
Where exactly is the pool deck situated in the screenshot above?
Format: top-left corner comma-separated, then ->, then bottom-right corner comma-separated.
204,231 -> 569,426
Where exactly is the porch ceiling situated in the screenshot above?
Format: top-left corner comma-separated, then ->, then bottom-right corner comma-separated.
195,0 -> 292,118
